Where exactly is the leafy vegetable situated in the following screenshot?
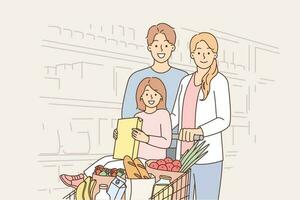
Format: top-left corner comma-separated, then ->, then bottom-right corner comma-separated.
180,141 -> 209,173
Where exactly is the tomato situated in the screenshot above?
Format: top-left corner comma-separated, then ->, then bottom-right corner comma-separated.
149,162 -> 159,169
157,159 -> 166,165
158,164 -> 168,171
172,160 -> 181,167
172,166 -> 180,172
164,157 -> 173,164
166,163 -> 174,171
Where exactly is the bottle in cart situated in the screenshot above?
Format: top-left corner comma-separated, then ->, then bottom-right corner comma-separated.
95,184 -> 111,200
153,175 -> 173,200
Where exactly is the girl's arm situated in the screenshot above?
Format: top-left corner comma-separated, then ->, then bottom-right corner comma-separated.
200,74 -> 231,137
148,111 -> 172,149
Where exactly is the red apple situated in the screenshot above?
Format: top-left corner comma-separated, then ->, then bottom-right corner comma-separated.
172,166 -> 180,172
158,164 -> 167,171
149,162 -> 159,169
157,159 -> 166,165
172,160 -> 181,167
166,163 -> 174,171
164,157 -> 173,164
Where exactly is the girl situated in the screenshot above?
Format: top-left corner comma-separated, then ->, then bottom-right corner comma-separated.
114,77 -> 172,160
171,32 -> 231,199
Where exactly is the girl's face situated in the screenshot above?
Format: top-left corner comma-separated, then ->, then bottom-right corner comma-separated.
191,41 -> 216,69
141,85 -> 162,108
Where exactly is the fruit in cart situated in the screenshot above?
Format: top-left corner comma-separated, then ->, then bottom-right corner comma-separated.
149,162 -> 159,169
164,157 -> 173,163
172,166 -> 180,172
110,168 -> 118,177
157,159 -> 166,165
158,164 -> 167,171
166,163 -> 174,171
172,160 -> 181,167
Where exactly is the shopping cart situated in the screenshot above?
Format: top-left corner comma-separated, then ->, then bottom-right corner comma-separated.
63,190 -> 75,200
150,170 -> 190,200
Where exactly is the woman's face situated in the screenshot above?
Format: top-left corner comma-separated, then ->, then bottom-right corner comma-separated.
141,85 -> 162,108
191,41 -> 216,69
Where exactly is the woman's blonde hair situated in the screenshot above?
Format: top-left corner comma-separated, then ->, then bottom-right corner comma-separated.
190,32 -> 219,100
136,77 -> 167,111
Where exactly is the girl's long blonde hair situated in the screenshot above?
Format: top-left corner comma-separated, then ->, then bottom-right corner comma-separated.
190,32 -> 219,100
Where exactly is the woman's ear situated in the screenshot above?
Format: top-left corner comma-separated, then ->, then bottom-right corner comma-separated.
190,52 -> 194,59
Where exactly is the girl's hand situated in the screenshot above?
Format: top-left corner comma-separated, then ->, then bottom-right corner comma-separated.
113,129 -> 118,140
132,128 -> 149,143
179,128 -> 203,142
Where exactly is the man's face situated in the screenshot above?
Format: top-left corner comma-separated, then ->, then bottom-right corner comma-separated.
148,33 -> 175,63
141,85 -> 162,108
191,41 -> 216,69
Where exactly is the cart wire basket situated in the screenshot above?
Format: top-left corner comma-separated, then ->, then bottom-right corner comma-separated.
150,170 -> 191,200
63,170 -> 191,200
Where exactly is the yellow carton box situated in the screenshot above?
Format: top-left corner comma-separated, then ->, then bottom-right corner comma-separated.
113,117 -> 143,159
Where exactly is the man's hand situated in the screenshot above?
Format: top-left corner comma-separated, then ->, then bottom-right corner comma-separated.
132,128 -> 149,143
179,128 -> 204,142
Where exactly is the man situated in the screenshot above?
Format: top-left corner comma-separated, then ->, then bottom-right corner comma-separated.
59,23 -> 187,188
122,23 -> 187,118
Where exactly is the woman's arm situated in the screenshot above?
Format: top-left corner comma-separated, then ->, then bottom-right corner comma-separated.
148,111 -> 172,149
171,82 -> 182,129
200,75 -> 231,137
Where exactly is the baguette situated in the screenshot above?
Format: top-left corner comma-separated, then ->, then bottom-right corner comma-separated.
134,158 -> 150,179
123,155 -> 142,179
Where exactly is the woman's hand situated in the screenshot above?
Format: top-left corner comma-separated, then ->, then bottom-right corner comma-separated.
179,128 -> 204,142
132,128 -> 149,143
113,129 -> 118,140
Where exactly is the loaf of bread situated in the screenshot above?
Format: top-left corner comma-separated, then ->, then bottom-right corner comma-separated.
123,155 -> 142,179
134,158 -> 150,179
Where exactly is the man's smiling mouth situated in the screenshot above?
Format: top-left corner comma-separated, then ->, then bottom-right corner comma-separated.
148,100 -> 155,105
157,53 -> 165,58
200,61 -> 208,63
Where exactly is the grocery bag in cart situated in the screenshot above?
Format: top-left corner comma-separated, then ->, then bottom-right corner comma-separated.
125,174 -> 156,200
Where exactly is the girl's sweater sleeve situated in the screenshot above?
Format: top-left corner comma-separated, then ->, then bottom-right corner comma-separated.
148,110 -> 172,149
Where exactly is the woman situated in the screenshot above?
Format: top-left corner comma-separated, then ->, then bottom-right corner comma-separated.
171,32 -> 231,200
114,77 -> 172,160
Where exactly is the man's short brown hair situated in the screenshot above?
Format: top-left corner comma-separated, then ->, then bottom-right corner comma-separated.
146,23 -> 176,46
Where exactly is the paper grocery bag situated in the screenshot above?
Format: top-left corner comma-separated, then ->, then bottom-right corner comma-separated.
113,117 -> 143,159
125,174 -> 155,200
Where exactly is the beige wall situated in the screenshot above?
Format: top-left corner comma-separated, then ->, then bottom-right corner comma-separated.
1,1 -> 300,199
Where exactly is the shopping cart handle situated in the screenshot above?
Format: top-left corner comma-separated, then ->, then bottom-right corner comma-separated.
172,134 -> 204,141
